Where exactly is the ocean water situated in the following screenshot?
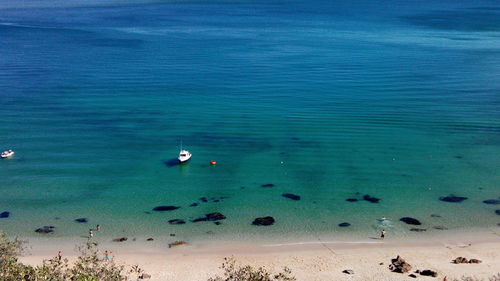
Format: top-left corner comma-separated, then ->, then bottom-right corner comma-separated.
0,0 -> 499,243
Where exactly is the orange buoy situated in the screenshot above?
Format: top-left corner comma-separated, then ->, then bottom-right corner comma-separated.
210,160 -> 217,165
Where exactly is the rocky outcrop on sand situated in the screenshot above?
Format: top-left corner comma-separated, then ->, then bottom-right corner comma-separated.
252,216 -> 275,226
282,193 -> 301,200
153,206 -> 180,211
400,217 -> 422,225
342,269 -> 354,274
389,255 -> 412,273
453,257 -> 482,264
439,195 -> 467,203
420,269 -> 438,277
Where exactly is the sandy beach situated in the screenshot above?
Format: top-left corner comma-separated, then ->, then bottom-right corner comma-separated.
18,231 -> 500,281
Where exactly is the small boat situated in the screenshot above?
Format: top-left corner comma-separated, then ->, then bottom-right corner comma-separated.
1,150 -> 14,158
178,149 -> 192,163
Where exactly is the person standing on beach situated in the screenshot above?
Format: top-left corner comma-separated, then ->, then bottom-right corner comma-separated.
57,251 -> 62,262
104,250 -> 110,261
380,229 -> 386,239
89,229 -> 94,238
96,224 -> 100,231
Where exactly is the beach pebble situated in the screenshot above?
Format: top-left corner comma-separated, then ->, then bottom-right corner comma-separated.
342,269 -> 354,274
483,199 -> 500,205
35,226 -> 55,234
439,195 -> 467,203
113,237 -> 128,242
168,219 -> 186,225
282,193 -> 301,201
346,198 -> 358,202
469,259 -> 482,264
409,274 -> 417,278
168,241 -> 187,248
363,194 -> 380,203
338,222 -> 351,227
139,273 -> 151,279
252,216 -> 275,226
400,217 -> 422,225
153,206 -> 180,211
261,183 -> 275,188
74,218 -> 88,223
0,211 -> 10,218
453,257 -> 469,264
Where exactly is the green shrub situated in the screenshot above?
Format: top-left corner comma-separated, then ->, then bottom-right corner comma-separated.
208,257 -> 296,281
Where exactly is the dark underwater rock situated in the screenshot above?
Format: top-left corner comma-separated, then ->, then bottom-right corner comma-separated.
168,219 -> 186,225
200,197 -> 208,202
430,214 -> 441,218
282,193 -> 301,201
214,221 -> 222,225
153,206 -> 180,211
213,199 -> 220,203
113,237 -> 127,242
496,210 -> 500,215
433,226 -> 448,230
338,222 -> 351,227
192,212 -> 226,223
189,203 -> 199,207
261,183 -> 275,188
35,226 -> 55,234
439,195 -> 467,203
252,216 -> 275,226
400,217 -> 422,225
147,238 -> 154,241
0,211 -> 10,218
410,228 -> 426,232
483,199 -> 500,205
346,198 -> 358,202
74,218 -> 88,223
363,194 -> 380,203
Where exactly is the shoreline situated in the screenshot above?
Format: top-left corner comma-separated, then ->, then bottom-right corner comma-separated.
17,230 -> 500,281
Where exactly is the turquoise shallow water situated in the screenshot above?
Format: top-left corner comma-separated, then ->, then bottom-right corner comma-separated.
0,0 -> 499,242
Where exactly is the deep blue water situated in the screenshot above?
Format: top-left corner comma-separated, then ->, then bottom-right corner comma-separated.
0,0 -> 499,242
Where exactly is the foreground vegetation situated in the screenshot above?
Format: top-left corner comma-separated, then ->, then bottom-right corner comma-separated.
0,232 -> 142,281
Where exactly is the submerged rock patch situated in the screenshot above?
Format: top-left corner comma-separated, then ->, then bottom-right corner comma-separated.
346,198 -> 358,202
252,216 -> 275,226
74,218 -> 88,223
192,212 -> 226,223
35,226 -> 55,234
439,195 -> 467,203
153,206 -> 180,211
189,203 -> 199,207
483,199 -> 500,205
496,210 -> 500,215
261,183 -> 275,188
338,222 -> 351,227
410,228 -> 426,232
400,217 -> 422,225
0,211 -> 10,218
282,193 -> 301,201
363,194 -> 380,203
168,219 -> 186,225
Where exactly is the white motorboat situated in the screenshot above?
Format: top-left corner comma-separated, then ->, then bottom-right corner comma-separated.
1,150 -> 14,158
178,149 -> 191,163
